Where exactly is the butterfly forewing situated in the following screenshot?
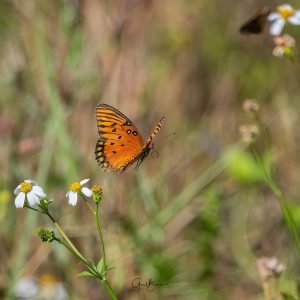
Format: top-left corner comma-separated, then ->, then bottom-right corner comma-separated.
95,104 -> 145,173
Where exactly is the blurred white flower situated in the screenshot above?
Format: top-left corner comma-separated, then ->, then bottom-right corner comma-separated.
15,275 -> 68,300
16,277 -> 38,299
39,274 -> 68,300
14,179 -> 46,208
257,256 -> 285,280
239,124 -> 259,144
66,179 -> 92,206
272,33 -> 296,57
268,4 -> 300,36
243,99 -> 260,113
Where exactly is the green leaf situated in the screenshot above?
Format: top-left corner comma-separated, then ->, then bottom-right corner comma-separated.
97,258 -> 104,273
281,291 -> 299,300
78,271 -> 95,277
297,278 -> 300,298
286,204 -> 300,228
224,146 -> 264,185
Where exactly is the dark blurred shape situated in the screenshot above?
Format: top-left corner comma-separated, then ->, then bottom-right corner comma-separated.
239,6 -> 271,34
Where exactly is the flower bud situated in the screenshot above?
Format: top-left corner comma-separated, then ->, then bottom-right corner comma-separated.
92,185 -> 103,203
37,228 -> 57,243
243,99 -> 260,113
239,125 -> 259,144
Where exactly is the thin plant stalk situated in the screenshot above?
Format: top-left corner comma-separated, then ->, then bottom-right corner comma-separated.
80,192 -> 107,274
250,127 -> 300,260
96,202 -> 107,274
80,192 -> 96,215
262,280 -> 271,300
103,279 -> 118,300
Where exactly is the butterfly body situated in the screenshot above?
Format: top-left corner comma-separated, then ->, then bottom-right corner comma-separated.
95,103 -> 165,174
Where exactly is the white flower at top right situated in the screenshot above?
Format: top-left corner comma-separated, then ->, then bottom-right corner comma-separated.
268,4 -> 300,36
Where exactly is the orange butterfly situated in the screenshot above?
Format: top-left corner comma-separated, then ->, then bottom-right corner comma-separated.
95,103 -> 165,174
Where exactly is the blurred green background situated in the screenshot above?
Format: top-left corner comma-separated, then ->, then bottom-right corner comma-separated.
1,0 -> 300,299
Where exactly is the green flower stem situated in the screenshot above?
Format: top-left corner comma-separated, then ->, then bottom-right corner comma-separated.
250,144 -> 300,259
288,54 -> 300,71
253,113 -> 280,185
43,209 -> 92,267
96,202 -> 107,274
103,279 -> 118,300
25,205 -> 44,214
253,114 -> 272,155
46,210 -> 117,299
53,220 -> 86,261
80,192 -> 96,215
80,193 -> 107,274
265,179 -> 300,258
58,239 -> 100,278
24,200 -> 117,299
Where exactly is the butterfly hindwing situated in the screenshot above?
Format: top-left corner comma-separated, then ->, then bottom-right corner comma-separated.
95,104 -> 145,173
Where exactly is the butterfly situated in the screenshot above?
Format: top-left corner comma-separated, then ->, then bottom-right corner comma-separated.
95,103 -> 165,174
240,6 -> 271,35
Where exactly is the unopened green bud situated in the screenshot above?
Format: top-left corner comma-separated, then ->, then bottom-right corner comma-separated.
39,198 -> 53,210
37,228 -> 56,243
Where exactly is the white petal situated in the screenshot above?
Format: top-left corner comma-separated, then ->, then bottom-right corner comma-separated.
80,179 -> 90,185
278,4 -> 293,11
273,46 -> 285,57
14,184 -> 21,195
66,191 -> 70,197
269,19 -> 285,36
32,186 -> 46,198
268,12 -> 281,22
288,11 -> 300,24
68,192 -> 78,206
27,191 -> 40,206
15,192 -> 26,208
16,278 -> 38,298
293,10 -> 300,18
25,179 -> 37,186
82,187 -> 92,197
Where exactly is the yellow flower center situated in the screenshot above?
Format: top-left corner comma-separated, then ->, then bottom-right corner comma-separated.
92,184 -> 102,194
20,182 -> 32,193
39,274 -> 58,286
277,6 -> 295,20
69,182 -> 81,192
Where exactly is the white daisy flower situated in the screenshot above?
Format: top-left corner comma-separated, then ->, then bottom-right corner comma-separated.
268,4 -> 300,36
14,179 -> 46,208
66,179 -> 93,206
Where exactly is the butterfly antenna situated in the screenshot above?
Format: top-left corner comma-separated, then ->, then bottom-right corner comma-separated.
155,132 -> 177,144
